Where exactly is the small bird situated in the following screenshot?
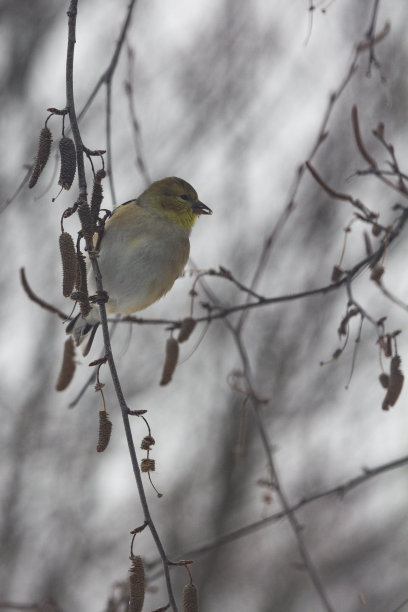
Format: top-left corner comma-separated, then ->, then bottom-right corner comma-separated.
67,177 -> 212,355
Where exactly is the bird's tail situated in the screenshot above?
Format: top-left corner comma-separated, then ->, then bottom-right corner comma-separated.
66,306 -> 101,356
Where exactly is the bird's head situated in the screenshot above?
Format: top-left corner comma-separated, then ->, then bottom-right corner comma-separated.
140,177 -> 212,230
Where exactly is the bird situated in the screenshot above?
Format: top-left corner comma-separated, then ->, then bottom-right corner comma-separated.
66,176 -> 212,355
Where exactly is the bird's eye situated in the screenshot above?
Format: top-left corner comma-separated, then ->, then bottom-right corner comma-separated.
180,194 -> 189,201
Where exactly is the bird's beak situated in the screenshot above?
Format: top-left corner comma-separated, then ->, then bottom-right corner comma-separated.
193,201 -> 212,216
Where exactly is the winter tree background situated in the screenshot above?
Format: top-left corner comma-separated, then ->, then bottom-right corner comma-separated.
1,1 -> 408,611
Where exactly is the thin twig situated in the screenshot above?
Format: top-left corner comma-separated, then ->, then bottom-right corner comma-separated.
376,282 -> 408,313
76,0 -> 138,122
125,44 -> 151,186
236,55 -> 357,334
68,318 -> 121,408
346,274 -> 379,328
237,15 -> 390,336
365,0 -> 381,76
190,261 -> 335,609
231,329 -> 336,612
23,200 -> 408,333
147,452 -> 408,575
353,168 -> 408,181
391,597 -> 408,612
105,79 -> 117,207
20,268 -> 68,320
351,104 -> 408,197
1,166 -> 31,212
351,105 -> 378,168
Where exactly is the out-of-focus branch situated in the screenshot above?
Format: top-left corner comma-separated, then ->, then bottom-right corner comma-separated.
148,452 -> 408,576
77,0 -> 138,122
390,596 -> 408,612
105,79 -> 116,206
125,44 -> 151,187
0,600 -> 61,611
77,0 -> 139,207
364,0 -> 383,76
231,329 -> 336,612
1,167 -> 32,213
178,9 -> 395,610
237,12 -> 390,336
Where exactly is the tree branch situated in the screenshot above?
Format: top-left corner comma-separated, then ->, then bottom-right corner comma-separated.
148,453 -> 408,576
65,2 -> 178,609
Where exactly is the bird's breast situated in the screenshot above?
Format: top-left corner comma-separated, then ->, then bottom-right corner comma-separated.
90,220 -> 190,314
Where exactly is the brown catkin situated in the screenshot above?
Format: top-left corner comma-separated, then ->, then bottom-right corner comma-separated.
363,231 -> 372,256
383,355 -> 404,410
29,126 -> 52,188
75,251 -> 91,317
90,169 -> 106,226
159,337 -> 179,386
379,372 -> 389,389
58,136 -> 76,190
95,168 -> 106,181
96,411 -> 112,452
177,317 -> 196,343
78,200 -> 94,244
372,224 -> 382,236
140,435 -> 155,451
383,336 -> 392,358
129,556 -> 145,612
331,265 -> 343,282
183,584 -> 199,612
370,264 -> 384,283
141,458 -> 155,473
59,232 -> 77,297
55,337 -> 76,391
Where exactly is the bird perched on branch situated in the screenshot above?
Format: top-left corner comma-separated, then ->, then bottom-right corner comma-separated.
67,177 -> 212,355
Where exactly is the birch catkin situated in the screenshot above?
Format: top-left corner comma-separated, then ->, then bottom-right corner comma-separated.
183,584 -> 199,612
382,355 -> 404,410
55,337 -> 76,391
59,232 -> 77,297
178,317 -> 196,343
77,200 -> 94,244
75,251 -> 91,317
129,556 -> 145,612
29,126 -> 52,188
90,169 -> 106,227
96,411 -> 112,452
160,337 -> 179,385
58,136 -> 76,190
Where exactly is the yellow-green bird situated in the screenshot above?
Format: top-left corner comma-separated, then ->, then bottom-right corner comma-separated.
67,177 -> 212,355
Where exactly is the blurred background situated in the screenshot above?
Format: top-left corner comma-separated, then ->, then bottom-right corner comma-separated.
1,1 -> 408,611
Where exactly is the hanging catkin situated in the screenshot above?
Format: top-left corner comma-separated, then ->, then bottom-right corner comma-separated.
58,136 -> 76,190
59,232 -> 77,297
29,126 -> 53,188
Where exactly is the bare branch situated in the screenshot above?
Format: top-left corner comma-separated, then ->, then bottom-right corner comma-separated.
231,328 -> 335,612
351,105 -> 378,168
390,596 -> 408,612
125,44 -> 151,187
65,2 -> 178,609
20,268 -> 68,320
76,0 -> 139,122
148,453 -> 408,575
236,13 -> 390,336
